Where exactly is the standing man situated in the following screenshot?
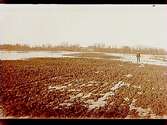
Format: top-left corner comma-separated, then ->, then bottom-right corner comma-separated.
136,52 -> 141,63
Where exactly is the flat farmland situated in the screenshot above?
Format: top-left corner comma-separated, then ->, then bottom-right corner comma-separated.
0,57 -> 167,119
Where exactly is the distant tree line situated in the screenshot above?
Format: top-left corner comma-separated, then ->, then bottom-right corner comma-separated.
0,43 -> 81,51
89,43 -> 167,55
0,42 -> 166,55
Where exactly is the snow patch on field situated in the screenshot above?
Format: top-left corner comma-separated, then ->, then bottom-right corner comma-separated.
51,76 -> 58,80
137,92 -> 142,95
48,85 -> 67,91
124,97 -> 130,101
95,71 -> 103,74
136,107 -> 152,117
68,89 -> 81,92
125,74 -> 133,78
86,91 -> 115,110
132,85 -> 141,89
85,81 -> 130,110
59,103 -> 73,107
70,93 -> 84,100
127,99 -> 157,118
67,84 -> 72,87
87,84 -> 93,87
127,98 -> 167,119
68,89 -> 76,92
82,93 -> 92,99
111,81 -> 130,91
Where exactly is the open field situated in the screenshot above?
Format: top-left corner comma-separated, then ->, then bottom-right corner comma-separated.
0,57 -> 167,119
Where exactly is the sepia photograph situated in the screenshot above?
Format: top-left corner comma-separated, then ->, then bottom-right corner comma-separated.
0,4 -> 167,119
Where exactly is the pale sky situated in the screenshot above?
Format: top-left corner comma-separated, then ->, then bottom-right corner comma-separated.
0,4 -> 167,49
